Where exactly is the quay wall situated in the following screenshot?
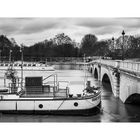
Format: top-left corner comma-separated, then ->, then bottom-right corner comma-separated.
48,62 -> 85,70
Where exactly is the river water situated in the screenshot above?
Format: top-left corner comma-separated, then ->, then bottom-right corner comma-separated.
0,69 -> 140,122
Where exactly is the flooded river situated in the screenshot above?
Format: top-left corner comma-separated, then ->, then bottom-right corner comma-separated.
0,69 -> 140,122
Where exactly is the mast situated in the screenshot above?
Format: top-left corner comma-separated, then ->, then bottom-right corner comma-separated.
84,54 -> 87,89
5,49 -> 18,92
20,44 -> 24,91
4,49 -> 12,87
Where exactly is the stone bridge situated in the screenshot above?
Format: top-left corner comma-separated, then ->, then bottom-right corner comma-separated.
87,59 -> 140,104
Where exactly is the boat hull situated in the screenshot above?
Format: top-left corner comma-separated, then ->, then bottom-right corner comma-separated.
0,102 -> 101,116
0,94 -> 101,116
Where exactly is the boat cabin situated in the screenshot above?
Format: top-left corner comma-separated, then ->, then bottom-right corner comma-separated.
21,75 -> 70,98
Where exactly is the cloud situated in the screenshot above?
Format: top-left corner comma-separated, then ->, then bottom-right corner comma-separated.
90,25 -> 123,35
1,17 -> 140,45
0,18 -> 36,35
0,18 -> 62,35
19,19 -> 58,34
76,18 -> 140,29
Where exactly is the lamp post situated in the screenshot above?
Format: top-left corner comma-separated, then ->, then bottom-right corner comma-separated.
112,37 -> 115,51
122,30 -> 125,60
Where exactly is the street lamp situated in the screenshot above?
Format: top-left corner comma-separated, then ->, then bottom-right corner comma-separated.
122,30 -> 125,60
112,37 -> 115,50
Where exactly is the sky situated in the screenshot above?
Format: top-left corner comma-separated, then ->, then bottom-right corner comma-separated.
0,18 -> 140,46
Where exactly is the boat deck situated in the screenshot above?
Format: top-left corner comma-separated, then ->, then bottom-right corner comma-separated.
20,89 -> 69,98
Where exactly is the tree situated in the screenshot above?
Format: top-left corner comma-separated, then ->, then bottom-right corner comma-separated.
80,34 -> 97,56
53,33 -> 72,45
0,35 -> 19,61
94,41 -> 109,56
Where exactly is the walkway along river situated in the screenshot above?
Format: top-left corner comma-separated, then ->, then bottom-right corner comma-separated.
0,68 -> 140,122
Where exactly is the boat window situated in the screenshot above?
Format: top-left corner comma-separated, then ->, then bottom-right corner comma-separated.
32,64 -> 36,66
23,64 -> 27,67
39,104 -> 43,109
14,64 -> 18,66
74,102 -> 78,107
0,64 -> 4,66
28,64 -> 31,66
19,64 -> 21,66
10,64 -> 13,66
5,64 -> 8,66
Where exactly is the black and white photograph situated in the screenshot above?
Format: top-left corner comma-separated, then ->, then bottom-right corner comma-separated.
1,17 -> 140,122
0,15 -> 140,122
0,0 -> 139,140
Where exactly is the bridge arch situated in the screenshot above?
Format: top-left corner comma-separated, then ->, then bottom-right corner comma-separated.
119,74 -> 140,103
101,67 -> 115,96
88,64 -> 93,73
102,73 -> 113,92
90,65 -> 94,73
94,68 -> 98,79
125,93 -> 140,105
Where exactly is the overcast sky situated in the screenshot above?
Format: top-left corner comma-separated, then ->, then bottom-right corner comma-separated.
0,18 -> 140,46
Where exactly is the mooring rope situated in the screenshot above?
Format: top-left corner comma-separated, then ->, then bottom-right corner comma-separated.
57,99 -> 66,110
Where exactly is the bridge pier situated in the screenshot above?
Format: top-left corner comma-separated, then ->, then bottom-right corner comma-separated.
98,64 -> 102,87
112,68 -> 120,98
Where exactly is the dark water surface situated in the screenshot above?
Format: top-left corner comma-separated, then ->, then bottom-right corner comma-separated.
0,70 -> 140,122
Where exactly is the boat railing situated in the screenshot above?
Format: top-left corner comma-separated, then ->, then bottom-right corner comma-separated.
42,73 -> 58,90
56,81 -> 70,97
42,80 -> 69,97
3,77 -> 25,94
58,81 -> 69,90
8,82 -> 21,93
43,81 -> 57,85
42,74 -> 57,82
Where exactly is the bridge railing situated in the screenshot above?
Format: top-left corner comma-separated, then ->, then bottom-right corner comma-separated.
91,59 -> 140,73
91,59 -> 119,67
119,61 -> 140,72
100,60 -> 117,67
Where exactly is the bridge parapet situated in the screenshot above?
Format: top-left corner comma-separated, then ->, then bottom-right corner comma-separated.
89,59 -> 120,68
119,61 -> 140,72
90,59 -> 140,73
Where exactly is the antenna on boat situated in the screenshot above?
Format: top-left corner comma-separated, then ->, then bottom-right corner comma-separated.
84,54 -> 87,89
5,49 -> 18,92
20,44 -> 24,91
